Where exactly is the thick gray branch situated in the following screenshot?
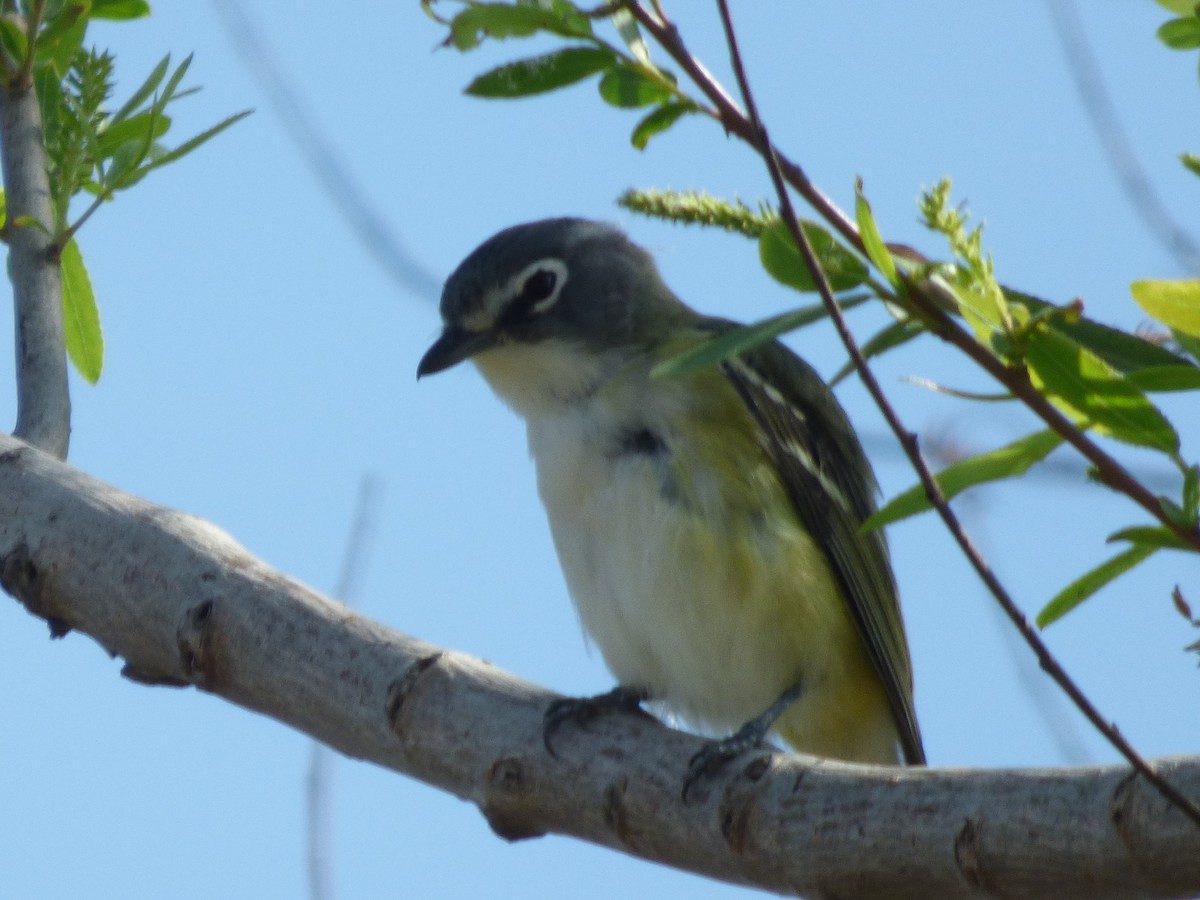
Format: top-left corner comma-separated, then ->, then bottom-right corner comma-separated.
1,79 -> 70,458
1,432 -> 1198,899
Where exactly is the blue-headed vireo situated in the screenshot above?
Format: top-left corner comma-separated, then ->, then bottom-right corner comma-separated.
417,218 -> 925,773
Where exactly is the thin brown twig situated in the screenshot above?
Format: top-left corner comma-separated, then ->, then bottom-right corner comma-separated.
708,0 -> 1200,827
625,1 -> 1200,556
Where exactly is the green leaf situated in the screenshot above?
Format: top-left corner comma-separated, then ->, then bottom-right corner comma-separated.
652,296 -> 871,378
1157,16 -> 1200,49
758,218 -> 869,293
1182,152 -> 1200,177
1172,326 -> 1200,361
1037,544 -> 1158,627
630,101 -> 694,149
1154,0 -> 1198,15
854,179 -> 898,287
60,238 -> 103,383
1025,328 -> 1180,453
0,17 -> 27,65
1131,279 -> 1200,340
35,5 -> 88,74
1125,364 -> 1200,392
864,429 -> 1063,530
1005,288 -> 1194,374
90,0 -> 152,19
597,65 -> 672,108
109,55 -> 170,125
96,112 -> 171,158
1108,525 -> 1191,550
466,47 -> 614,98
448,3 -> 591,50
611,4 -> 651,66
0,188 -> 6,228
34,62 -> 62,149
130,109 -> 252,181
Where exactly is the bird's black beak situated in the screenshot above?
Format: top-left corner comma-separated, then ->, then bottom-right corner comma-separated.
417,326 -> 499,379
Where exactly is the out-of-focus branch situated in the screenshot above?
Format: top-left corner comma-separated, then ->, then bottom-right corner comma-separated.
1,71 -> 70,458
1046,0 -> 1200,276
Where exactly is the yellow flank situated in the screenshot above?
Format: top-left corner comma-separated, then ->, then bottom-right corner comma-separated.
573,339 -> 901,764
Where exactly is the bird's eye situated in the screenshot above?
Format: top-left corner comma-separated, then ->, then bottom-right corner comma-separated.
498,259 -> 567,328
522,269 -> 557,305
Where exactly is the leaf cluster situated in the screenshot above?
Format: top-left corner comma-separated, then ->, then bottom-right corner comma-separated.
424,0 -> 701,149
0,1 -> 248,383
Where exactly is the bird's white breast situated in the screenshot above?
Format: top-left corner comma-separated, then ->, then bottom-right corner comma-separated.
472,340 -> 898,760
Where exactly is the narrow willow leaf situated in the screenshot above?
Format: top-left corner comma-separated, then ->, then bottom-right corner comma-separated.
597,65 -> 672,108
1037,544 -> 1158,627
60,239 -> 103,383
758,218 -> 868,293
135,110 -> 252,176
1108,525 -> 1191,550
466,47 -> 614,98
109,55 -> 170,125
1131,279 -> 1200,340
1182,153 -> 1200,178
652,297 -> 871,378
863,429 -> 1063,530
630,101 -> 694,149
854,179 -> 898,287
1026,329 -> 1180,453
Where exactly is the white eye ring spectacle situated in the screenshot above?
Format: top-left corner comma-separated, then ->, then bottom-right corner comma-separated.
510,258 -> 568,315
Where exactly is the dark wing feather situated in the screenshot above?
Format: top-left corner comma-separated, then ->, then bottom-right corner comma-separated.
710,320 -> 926,765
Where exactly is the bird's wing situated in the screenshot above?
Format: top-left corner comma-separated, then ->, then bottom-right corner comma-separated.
712,323 -> 926,765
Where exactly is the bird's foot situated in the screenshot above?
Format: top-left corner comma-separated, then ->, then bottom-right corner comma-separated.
682,717 -> 772,801
682,679 -> 804,800
543,685 -> 649,757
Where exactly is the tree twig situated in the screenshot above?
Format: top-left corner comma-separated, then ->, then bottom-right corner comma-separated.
624,1 -> 1200,555
711,0 -> 1200,827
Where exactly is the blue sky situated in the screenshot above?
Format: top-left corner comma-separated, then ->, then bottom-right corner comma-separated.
3,2 -> 1199,898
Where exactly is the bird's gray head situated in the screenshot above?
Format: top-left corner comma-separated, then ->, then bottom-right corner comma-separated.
417,218 -> 687,380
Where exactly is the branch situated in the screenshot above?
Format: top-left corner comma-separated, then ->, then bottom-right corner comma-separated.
2,434 -> 1200,898
1,72 -> 70,457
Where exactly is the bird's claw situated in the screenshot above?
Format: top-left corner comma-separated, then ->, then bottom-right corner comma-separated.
682,721 -> 768,801
542,685 -> 648,757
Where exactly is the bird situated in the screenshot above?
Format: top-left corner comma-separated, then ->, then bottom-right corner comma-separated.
417,217 -> 925,776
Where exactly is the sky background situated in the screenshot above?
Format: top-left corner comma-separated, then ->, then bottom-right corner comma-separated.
3,2 -> 1200,898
